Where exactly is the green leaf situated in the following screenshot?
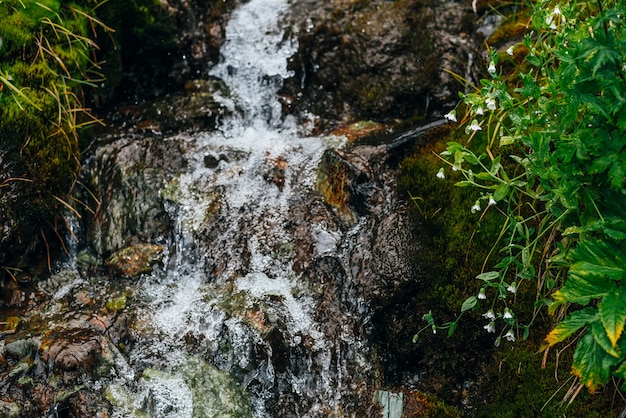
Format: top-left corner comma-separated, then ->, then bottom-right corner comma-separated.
526,54 -> 541,67
463,152 -> 480,165
572,329 -> 620,392
493,183 -> 510,202
454,181 -> 473,188
551,271 -> 614,309
590,318 -> 621,358
461,296 -> 478,313
474,172 -> 495,181
569,240 -> 626,282
598,285 -> 626,348
545,307 -> 597,347
447,321 -> 458,337
499,136 -> 515,147
476,271 -> 500,281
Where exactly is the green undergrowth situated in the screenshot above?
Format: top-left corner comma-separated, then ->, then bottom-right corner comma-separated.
398,125 -> 620,414
0,0 -> 106,270
474,341 -> 621,417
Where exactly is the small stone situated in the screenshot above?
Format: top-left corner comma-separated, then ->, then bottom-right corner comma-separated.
105,244 -> 164,277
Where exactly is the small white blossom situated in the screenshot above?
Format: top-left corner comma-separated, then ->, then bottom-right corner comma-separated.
471,200 -> 481,213
486,97 -> 497,111
507,282 -> 517,294
432,325 -> 437,334
478,288 -> 487,300
484,321 -> 496,333
444,110 -> 458,122
487,61 -> 497,75
488,196 -> 497,206
436,168 -> 445,179
483,309 -> 495,320
503,308 -> 514,320
546,6 -> 562,30
475,107 -> 485,115
468,119 -> 482,131
452,164 -> 460,172
506,45 -> 515,56
504,330 -> 516,342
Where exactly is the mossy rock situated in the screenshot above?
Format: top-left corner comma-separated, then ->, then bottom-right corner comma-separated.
0,1 -> 102,271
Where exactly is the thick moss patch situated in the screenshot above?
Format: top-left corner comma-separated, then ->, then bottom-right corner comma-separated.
392,125 -> 622,414
0,1 -> 101,271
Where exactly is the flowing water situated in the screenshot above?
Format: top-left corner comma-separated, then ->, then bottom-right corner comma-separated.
39,0 -> 413,416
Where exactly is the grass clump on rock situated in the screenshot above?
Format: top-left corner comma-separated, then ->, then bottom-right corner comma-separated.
0,0 -> 106,274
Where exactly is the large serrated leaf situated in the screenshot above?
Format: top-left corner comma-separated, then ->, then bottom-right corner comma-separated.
598,286 -> 626,348
571,329 -> 620,392
569,240 -> 626,282
545,307 -> 597,347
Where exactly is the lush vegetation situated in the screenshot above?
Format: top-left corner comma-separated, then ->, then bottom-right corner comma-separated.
0,0 -> 110,273
419,0 -> 626,400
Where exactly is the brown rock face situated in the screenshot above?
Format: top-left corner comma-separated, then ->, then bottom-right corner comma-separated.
283,0 -> 482,126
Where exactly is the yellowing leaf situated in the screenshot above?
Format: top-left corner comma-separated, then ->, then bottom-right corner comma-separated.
571,330 -> 620,392
598,286 -> 626,348
545,307 -> 597,347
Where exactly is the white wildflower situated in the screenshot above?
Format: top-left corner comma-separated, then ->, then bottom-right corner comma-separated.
471,200 -> 481,213
468,119 -> 482,131
504,330 -> 516,342
444,110 -> 458,122
507,282 -> 517,294
486,97 -> 497,111
432,325 -> 437,334
478,288 -> 487,300
483,309 -> 495,320
484,321 -> 496,333
506,45 -> 515,56
475,106 -> 485,116
488,61 -> 497,76
488,195 -> 497,206
546,6 -> 562,30
436,168 -> 445,179
503,308 -> 514,320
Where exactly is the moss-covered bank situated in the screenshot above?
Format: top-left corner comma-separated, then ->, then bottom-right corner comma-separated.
392,124 -> 622,416
0,0 -> 103,275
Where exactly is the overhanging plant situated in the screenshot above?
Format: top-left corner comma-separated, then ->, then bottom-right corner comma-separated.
415,0 -> 626,396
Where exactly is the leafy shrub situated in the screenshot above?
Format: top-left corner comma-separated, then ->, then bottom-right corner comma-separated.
433,0 -> 626,395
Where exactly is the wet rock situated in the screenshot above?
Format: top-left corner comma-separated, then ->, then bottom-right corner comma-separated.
374,390 -> 404,418
315,148 -> 382,223
0,400 -> 21,418
80,136 -> 185,257
105,243 -> 164,277
41,332 -> 102,376
95,0 -> 237,103
107,356 -> 252,418
0,315 -> 19,335
284,0 -> 483,125
5,337 -> 40,360
332,120 -> 387,143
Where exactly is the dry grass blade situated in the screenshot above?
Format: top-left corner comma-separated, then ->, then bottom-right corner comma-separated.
53,195 -> 82,219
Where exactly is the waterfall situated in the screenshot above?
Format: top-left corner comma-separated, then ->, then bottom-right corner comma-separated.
102,0 -> 360,416
34,0 -> 395,416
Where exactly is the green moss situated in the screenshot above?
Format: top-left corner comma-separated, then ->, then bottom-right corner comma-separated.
474,342 -> 618,417
398,127 -> 506,316
0,0 -> 105,270
398,124 -> 619,414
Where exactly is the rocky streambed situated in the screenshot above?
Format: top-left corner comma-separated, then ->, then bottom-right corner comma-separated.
0,0 -> 498,417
